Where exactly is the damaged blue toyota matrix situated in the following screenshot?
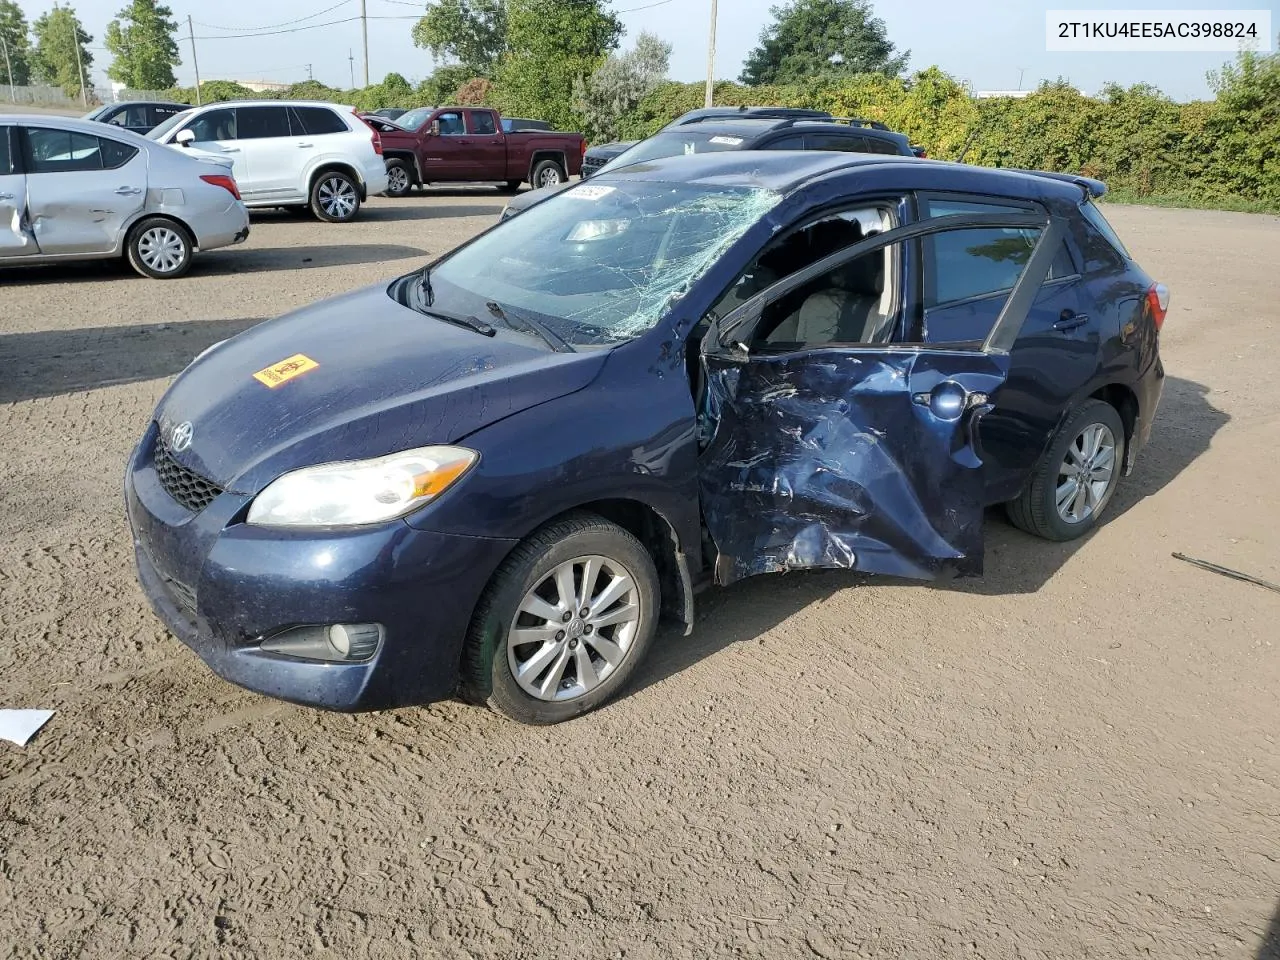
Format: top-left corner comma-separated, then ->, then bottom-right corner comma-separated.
126,152 -> 1167,724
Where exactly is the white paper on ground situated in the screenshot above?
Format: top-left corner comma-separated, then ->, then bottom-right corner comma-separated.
0,710 -> 54,747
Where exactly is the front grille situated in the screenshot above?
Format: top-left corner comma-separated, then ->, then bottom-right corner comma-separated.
581,156 -> 607,176
154,434 -> 223,513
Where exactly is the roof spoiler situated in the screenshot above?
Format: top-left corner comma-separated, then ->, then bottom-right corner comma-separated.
1010,169 -> 1107,199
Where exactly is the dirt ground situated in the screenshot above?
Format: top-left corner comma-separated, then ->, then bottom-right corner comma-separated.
1,193 -> 1278,960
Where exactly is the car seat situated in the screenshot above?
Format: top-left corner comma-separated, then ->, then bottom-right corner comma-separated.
790,253 -> 886,345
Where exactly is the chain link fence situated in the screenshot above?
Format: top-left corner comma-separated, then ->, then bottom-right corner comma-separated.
0,85 -> 171,110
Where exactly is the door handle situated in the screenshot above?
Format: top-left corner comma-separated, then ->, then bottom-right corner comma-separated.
296,142 -> 314,148
1053,311 -> 1089,331
0,192 -> 13,200
114,186 -> 143,196
221,147 -> 241,153
912,381 -> 989,420
457,138 -> 472,144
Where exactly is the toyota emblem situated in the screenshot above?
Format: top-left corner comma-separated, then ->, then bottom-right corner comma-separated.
170,421 -> 194,452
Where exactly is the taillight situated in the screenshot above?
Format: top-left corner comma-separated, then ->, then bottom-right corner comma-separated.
1147,282 -> 1170,331
200,174 -> 240,200
371,129 -> 383,156
581,139 -> 588,158
354,110 -> 383,155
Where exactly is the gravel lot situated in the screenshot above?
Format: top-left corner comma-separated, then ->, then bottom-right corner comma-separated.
1,193 -> 1278,959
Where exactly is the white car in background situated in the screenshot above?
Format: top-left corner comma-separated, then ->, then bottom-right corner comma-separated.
0,115 -> 249,279
148,101 -> 389,223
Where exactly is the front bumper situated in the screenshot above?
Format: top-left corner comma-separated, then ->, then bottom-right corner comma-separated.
125,426 -> 516,711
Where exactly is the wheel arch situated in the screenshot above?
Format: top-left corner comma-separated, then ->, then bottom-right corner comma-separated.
527,150 -> 567,181
382,150 -> 421,184
1090,382 -> 1140,475
122,211 -> 199,253
307,160 -> 366,199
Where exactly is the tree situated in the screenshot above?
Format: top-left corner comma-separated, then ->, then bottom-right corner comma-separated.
740,0 -> 908,85
0,0 -> 33,86
573,31 -> 671,142
412,0 -> 507,76
495,0 -> 622,130
416,63 -> 474,105
105,0 -> 180,90
32,6 -> 93,98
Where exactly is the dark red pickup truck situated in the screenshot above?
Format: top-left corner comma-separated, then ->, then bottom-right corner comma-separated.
371,106 -> 586,197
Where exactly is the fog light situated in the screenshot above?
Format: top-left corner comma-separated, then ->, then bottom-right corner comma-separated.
327,624 -> 381,660
259,623 -> 384,662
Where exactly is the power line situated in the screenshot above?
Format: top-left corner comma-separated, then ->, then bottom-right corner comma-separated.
190,14 -> 421,41
193,1 -> 352,33
617,0 -> 678,11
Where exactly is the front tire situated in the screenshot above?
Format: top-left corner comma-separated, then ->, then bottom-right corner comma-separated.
461,513 -> 659,724
1006,399 -> 1126,541
530,159 -> 566,189
384,159 -> 414,198
126,217 -> 193,279
310,170 -> 361,222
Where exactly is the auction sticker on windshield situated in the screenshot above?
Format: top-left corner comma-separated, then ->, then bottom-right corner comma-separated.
709,136 -> 744,146
253,354 -> 319,388
567,185 -> 616,200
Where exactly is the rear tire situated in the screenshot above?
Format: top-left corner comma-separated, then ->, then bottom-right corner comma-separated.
1006,399 -> 1126,541
310,170 -> 361,223
461,513 -> 659,725
384,159 -> 414,198
125,217 -> 193,279
530,159 -> 566,189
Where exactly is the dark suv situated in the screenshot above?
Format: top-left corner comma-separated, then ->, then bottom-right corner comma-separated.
582,105 -> 835,175
83,100 -> 188,135
127,152 -> 1167,724
503,115 -> 917,219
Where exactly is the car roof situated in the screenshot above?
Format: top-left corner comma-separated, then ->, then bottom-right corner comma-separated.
649,118 -> 792,138
596,151 -> 1089,204
0,114 -> 159,142
105,99 -> 188,107
184,100 -> 355,111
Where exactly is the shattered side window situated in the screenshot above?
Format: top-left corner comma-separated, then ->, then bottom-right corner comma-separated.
429,180 -> 781,345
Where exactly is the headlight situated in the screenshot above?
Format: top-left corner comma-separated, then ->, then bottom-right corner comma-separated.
247,445 -> 477,527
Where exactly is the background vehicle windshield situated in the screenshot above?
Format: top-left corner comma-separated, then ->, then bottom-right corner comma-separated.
601,129 -> 759,173
428,179 -> 781,345
396,107 -> 437,131
147,109 -> 195,141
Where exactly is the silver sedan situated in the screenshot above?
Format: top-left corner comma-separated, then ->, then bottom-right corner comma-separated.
0,115 -> 249,279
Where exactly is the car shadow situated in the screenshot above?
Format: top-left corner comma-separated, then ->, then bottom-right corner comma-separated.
359,203 -> 507,222
1260,900 -> 1280,959
192,243 -> 429,274
628,374 -> 1227,696
0,317 -> 266,404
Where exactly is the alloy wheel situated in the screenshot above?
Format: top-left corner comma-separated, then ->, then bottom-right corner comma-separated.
318,176 -> 358,219
1056,422 -> 1117,524
538,167 -> 563,188
506,555 -> 640,702
388,166 -> 410,193
136,226 -> 187,274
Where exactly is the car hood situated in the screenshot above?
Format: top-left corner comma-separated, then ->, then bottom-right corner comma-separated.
155,285 -> 607,494
586,141 -> 635,159
505,180 -> 573,215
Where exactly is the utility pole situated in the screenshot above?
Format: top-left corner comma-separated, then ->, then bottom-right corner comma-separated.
1016,66 -> 1026,90
360,0 -> 369,86
68,9 -> 88,108
1,34 -> 14,103
306,64 -> 313,81
348,49 -> 355,89
704,0 -> 717,107
187,16 -> 202,104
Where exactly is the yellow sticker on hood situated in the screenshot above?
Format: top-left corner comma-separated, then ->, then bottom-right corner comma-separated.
253,354 -> 319,388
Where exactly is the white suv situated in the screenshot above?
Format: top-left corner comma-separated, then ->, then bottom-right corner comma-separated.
148,100 -> 389,223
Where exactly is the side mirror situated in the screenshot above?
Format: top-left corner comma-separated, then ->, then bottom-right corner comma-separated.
175,128 -> 195,147
429,119 -> 441,137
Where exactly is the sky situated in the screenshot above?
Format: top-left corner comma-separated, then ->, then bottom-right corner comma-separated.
25,0 -> 1279,101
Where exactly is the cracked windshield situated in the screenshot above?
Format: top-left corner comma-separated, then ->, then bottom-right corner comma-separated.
425,180 -> 781,345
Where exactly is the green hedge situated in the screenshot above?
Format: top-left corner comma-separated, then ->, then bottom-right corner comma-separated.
160,49 -> 1280,212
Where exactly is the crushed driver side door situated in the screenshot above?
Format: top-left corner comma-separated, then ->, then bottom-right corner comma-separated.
698,212 -> 1067,585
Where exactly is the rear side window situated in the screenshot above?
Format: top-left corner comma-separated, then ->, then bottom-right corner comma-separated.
107,105 -> 149,128
921,225 -> 1045,342
1078,200 -> 1131,270
805,133 -> 865,153
923,196 -> 1075,279
152,104 -> 183,125
99,137 -> 139,169
290,106 -> 348,136
0,127 -> 13,175
468,111 -> 496,135
238,106 -> 291,140
858,135 -> 901,155
763,135 -> 805,150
